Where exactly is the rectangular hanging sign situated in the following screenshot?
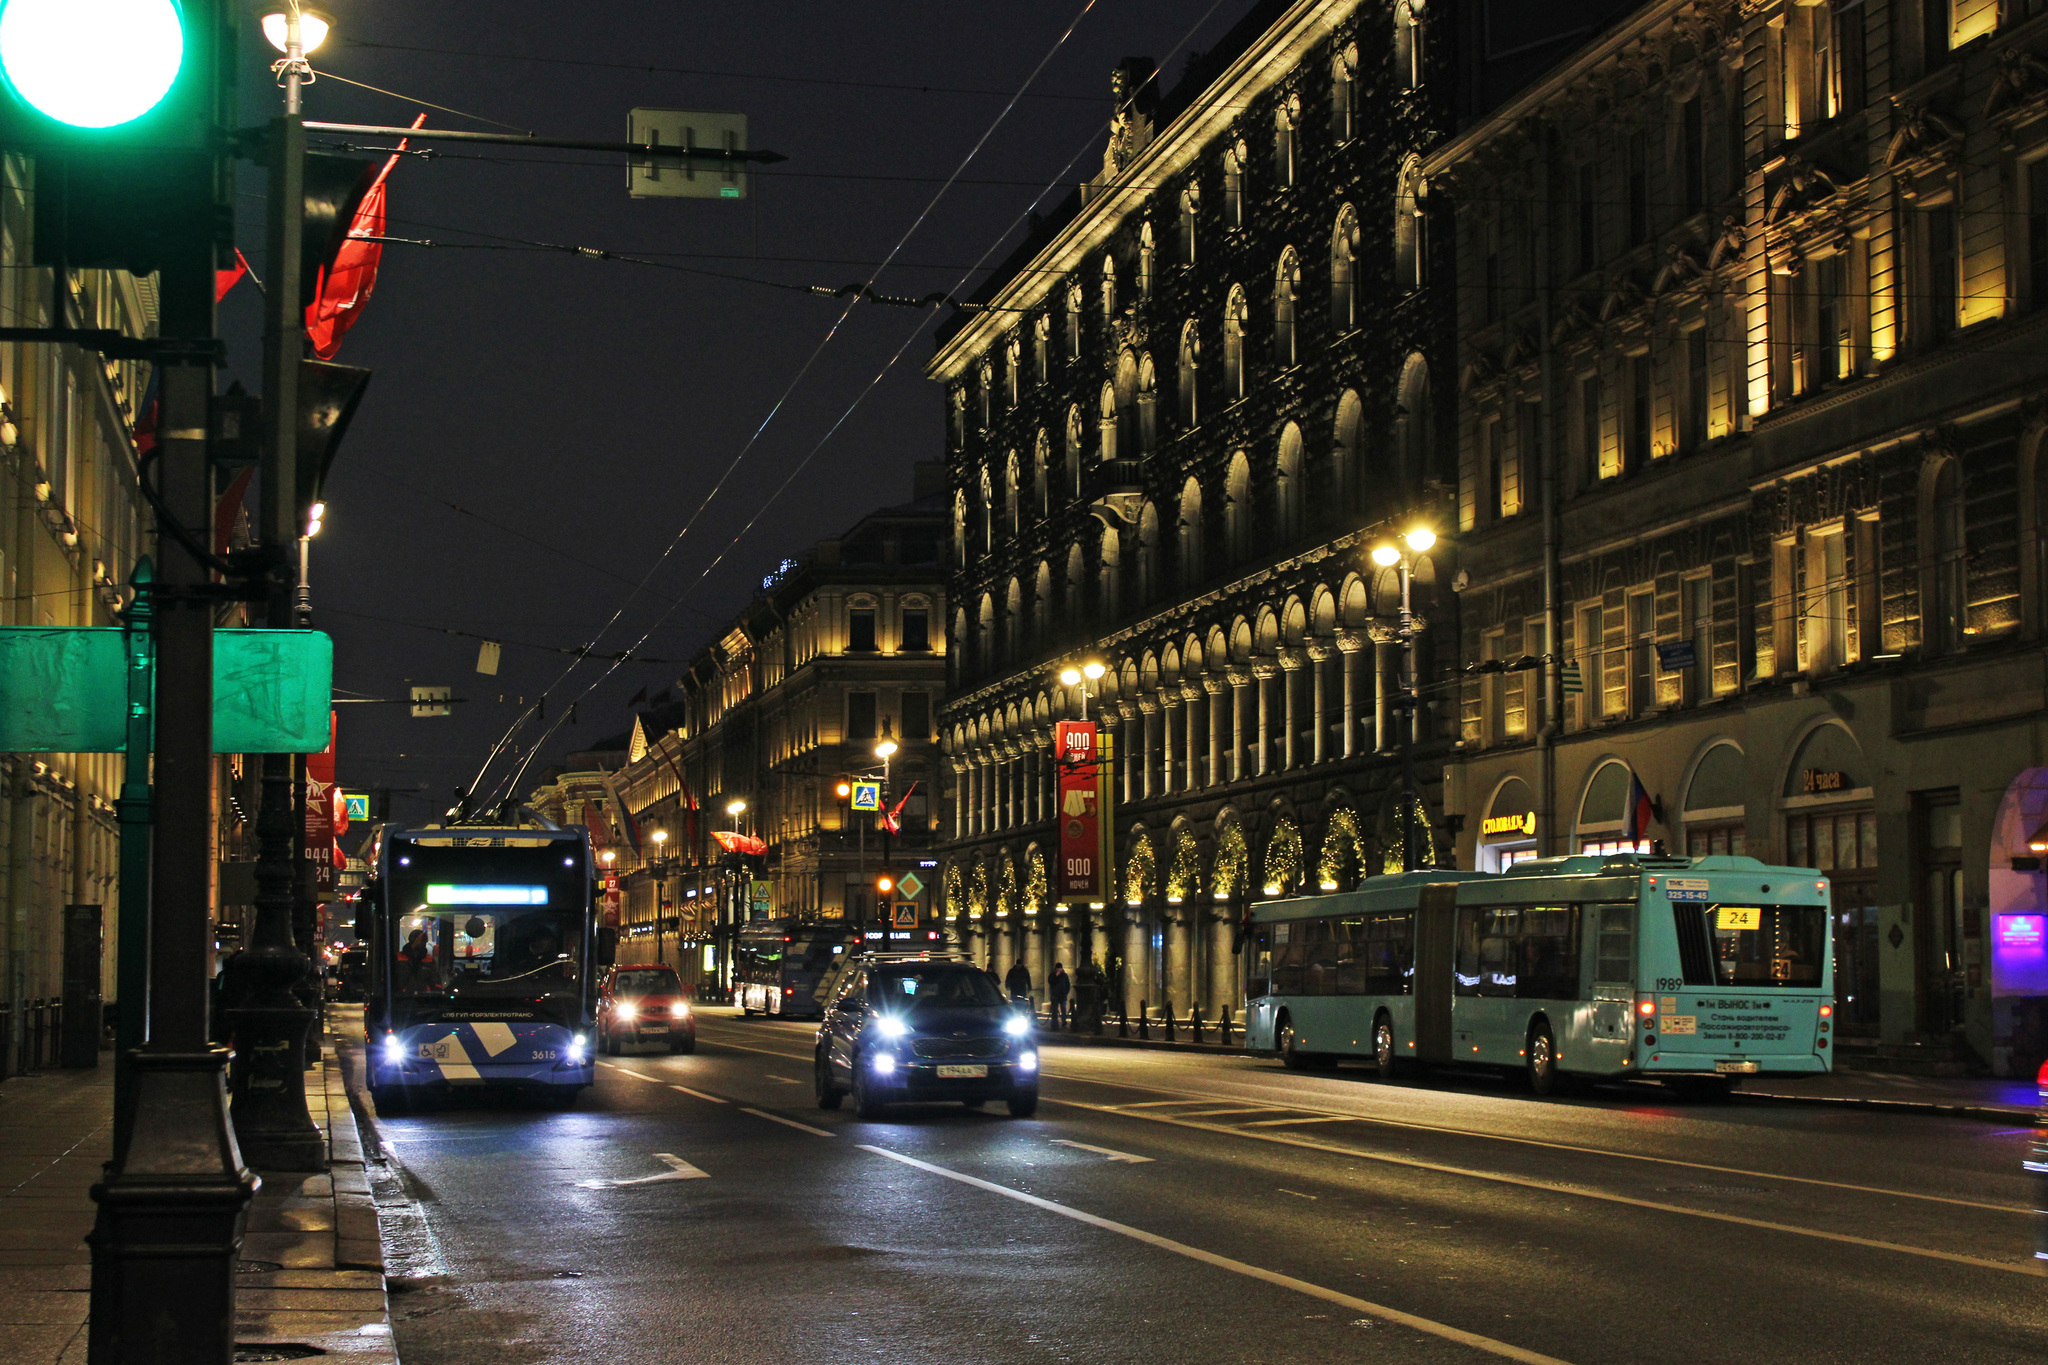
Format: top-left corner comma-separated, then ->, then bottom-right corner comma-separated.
1055,720 -> 1104,900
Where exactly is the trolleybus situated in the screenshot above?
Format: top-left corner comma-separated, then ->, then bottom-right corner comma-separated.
362,823 -> 600,1110
735,919 -> 856,1018
1242,853 -> 1834,1097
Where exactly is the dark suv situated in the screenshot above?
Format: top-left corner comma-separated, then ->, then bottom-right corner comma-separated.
815,955 -> 1037,1118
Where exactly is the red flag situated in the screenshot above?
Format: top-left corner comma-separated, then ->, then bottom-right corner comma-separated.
711,830 -> 766,857
879,781 -> 918,835
306,113 -> 424,358
214,466 -> 254,556
215,248 -> 253,302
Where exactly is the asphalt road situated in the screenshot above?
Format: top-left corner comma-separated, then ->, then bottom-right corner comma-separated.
372,1009 -> 2045,1365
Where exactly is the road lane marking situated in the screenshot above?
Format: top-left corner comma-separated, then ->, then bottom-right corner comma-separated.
602,1064 -> 661,1082
689,1028 -> 2026,1216
1051,1139 -> 1154,1163
1277,1188 -> 1317,1199
767,1075 -> 803,1084
1241,1115 -> 1356,1127
669,1084 -> 728,1103
1175,1106 -> 1297,1118
1064,1101 -> 2045,1277
857,1144 -> 1574,1365
1057,1072 -> 2027,1215
741,1107 -> 834,1137
575,1153 -> 710,1188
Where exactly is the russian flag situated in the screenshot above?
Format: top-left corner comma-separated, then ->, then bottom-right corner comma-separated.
1622,773 -> 1658,841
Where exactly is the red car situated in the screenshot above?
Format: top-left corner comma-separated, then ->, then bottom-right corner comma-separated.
597,964 -> 697,1055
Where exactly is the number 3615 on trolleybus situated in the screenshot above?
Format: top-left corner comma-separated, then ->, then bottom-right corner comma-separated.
1242,852 -> 1834,1099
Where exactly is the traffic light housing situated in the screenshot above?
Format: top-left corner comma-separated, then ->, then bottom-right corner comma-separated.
876,874 -> 894,896
0,0 -> 233,274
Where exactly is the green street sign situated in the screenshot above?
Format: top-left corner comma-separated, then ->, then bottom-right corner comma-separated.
0,627 -> 333,752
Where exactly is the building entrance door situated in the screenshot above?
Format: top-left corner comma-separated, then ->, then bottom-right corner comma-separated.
1916,795 -> 1966,1037
1831,876 -> 1880,1036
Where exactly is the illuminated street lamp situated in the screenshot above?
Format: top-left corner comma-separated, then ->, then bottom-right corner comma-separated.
1368,526 -> 1438,873
1057,658 -> 1107,720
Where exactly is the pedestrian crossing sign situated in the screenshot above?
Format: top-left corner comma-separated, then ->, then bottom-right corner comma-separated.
850,781 -> 881,811
892,903 -> 917,928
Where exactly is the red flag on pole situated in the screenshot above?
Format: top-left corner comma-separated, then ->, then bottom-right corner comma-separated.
305,114 -> 425,358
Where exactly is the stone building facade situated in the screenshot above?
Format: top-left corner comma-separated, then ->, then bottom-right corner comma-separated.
0,155 -> 160,1075
930,0 -> 1468,1024
533,472 -> 948,989
1431,0 -> 2048,1075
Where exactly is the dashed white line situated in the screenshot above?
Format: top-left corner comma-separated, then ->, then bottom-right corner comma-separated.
741,1107 -> 834,1137
669,1084 -> 727,1103
857,1145 -> 1573,1365
1051,1139 -> 1154,1164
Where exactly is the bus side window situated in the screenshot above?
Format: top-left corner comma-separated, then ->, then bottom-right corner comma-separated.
1454,909 -> 1483,995
1518,906 -> 1580,1000
1595,904 -> 1633,983
1272,922 -> 1304,995
1365,913 -> 1414,995
1304,918 -> 1339,995
1335,918 -> 1366,995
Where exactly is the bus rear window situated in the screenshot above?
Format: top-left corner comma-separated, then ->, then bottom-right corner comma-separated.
1693,904 -> 1828,988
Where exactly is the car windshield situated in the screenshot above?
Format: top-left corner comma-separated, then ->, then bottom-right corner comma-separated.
392,908 -> 582,998
614,969 -> 680,995
872,967 -> 1007,1008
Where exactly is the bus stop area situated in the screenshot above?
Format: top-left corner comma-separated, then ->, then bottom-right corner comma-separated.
0,1021 -> 395,1365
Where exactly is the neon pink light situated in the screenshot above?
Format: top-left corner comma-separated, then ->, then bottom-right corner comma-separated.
1995,914 -> 2045,952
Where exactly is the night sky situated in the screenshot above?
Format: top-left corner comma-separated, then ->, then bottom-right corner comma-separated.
217,1 -> 1254,821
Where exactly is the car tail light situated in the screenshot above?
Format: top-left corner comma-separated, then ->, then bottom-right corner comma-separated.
785,987 -> 794,994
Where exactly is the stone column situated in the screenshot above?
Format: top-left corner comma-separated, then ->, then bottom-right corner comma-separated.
1372,626 -> 1398,753
1139,696 -> 1160,799
1003,743 -> 1019,829
1307,638 -> 1335,766
1336,630 -> 1366,759
1159,690 -> 1182,793
1208,907 -> 1239,1024
964,755 -> 979,836
1227,669 -> 1251,781
1252,660 -> 1280,776
1124,908 -> 1152,1020
951,758 -> 968,839
1054,904 -> 1079,992
1196,675 -> 1212,789
1279,648 -> 1307,770
1180,682 -> 1206,788
1163,903 -> 1191,1019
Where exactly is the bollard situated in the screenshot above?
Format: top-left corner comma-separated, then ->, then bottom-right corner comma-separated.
1191,1005 -> 1205,1044
1163,1002 -> 1177,1042
1219,1003 -> 1233,1046
1117,1003 -> 1129,1038
1137,1002 -> 1149,1039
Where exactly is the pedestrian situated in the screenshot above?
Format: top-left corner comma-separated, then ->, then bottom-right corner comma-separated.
1004,957 -> 1032,1008
986,963 -> 1002,992
1075,959 -> 1106,1034
1049,962 -> 1072,1031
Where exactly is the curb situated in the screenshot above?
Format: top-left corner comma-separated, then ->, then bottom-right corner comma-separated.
1035,1029 -> 1254,1057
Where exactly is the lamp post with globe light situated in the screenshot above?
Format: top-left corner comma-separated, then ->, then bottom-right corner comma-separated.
1058,659 -> 1107,721
1370,527 -> 1438,873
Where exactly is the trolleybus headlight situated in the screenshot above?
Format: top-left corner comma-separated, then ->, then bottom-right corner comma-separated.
1017,1050 -> 1038,1072
872,1052 -> 897,1074
380,1033 -> 405,1063
567,1034 -> 590,1062
1003,1014 -> 1031,1038
875,1016 -> 910,1040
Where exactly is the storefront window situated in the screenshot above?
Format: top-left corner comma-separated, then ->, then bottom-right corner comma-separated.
1784,810 -> 1875,871
1686,823 -> 1746,857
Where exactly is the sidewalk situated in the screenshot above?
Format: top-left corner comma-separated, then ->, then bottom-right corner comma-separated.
0,1030 -> 394,1365
1032,1023 -> 2043,1122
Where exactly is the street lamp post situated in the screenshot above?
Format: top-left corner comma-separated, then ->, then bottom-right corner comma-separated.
724,800 -> 746,994
649,828 -> 669,967
873,738 -> 897,944
1371,527 -> 1437,874
1058,660 -> 1106,721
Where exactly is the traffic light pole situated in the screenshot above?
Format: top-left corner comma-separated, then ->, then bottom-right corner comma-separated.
87,147 -> 259,1363
218,107 -> 323,1171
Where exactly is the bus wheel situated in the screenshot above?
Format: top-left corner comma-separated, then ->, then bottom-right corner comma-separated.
1526,1024 -> 1560,1097
1373,1015 -> 1399,1080
1278,1017 -> 1312,1071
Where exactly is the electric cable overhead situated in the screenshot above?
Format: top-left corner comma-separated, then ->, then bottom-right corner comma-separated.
458,0 -> 1124,812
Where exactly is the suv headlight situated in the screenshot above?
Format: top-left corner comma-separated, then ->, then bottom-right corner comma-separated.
875,1015 -> 909,1040
1003,1014 -> 1031,1038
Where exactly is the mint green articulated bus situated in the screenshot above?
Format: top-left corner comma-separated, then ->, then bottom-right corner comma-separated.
1241,854 -> 1835,1098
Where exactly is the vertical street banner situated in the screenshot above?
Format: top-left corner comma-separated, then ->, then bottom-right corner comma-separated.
1055,720 -> 1105,899
601,872 -> 622,927
304,711 -> 340,898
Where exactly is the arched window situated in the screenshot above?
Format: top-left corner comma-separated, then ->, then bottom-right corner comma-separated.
1066,404 -> 1085,498
1273,248 -> 1301,367
1003,332 -> 1021,407
949,388 -> 966,448
1066,279 -> 1083,357
1177,319 -> 1200,428
1395,353 -> 1433,494
1033,561 -> 1053,643
1225,450 -> 1252,561
1332,389 -> 1362,516
1032,313 -> 1050,381
1137,501 -> 1161,605
1136,353 -> 1158,454
979,466 -> 995,548
977,592 -> 996,669
1114,349 -> 1139,457
1276,424 -> 1305,543
1395,0 -> 1425,90
1138,221 -> 1155,299
1004,578 -> 1024,662
1099,381 -> 1119,463
952,489 -> 969,558
977,358 -> 993,428
1033,430 -> 1050,516
1179,183 -> 1199,262
1178,477 -> 1204,589
1003,450 -> 1021,536
1100,254 -> 1117,319
1331,42 -> 1357,141
1065,542 -> 1086,620
1223,141 -> 1245,228
1223,285 -> 1248,401
1274,92 -> 1300,186
1330,204 -> 1359,328
1395,156 -> 1427,292
1098,525 -> 1122,618
1926,458 -> 1968,654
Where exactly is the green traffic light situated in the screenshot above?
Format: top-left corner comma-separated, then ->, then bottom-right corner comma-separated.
0,0 -> 185,130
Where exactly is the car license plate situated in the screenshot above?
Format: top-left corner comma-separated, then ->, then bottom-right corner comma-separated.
1714,1060 -> 1760,1074
936,1064 -> 988,1079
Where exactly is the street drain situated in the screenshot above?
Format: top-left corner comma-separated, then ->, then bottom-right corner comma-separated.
233,1347 -> 325,1362
236,1260 -> 285,1274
